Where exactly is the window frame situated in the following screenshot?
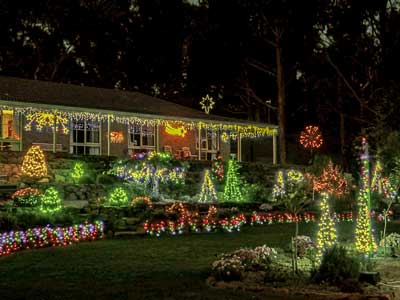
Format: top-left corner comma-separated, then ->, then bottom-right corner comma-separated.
70,119 -> 102,155
128,124 -> 156,151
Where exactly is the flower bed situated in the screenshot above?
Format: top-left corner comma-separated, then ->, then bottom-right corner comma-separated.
0,221 -> 104,256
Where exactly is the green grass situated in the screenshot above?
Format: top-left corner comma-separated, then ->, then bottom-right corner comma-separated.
0,221 -> 396,300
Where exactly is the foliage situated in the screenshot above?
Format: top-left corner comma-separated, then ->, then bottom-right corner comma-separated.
244,183 -> 271,203
211,245 -> 277,281
21,145 -> 48,178
39,187 -> 62,214
130,196 -> 153,210
71,162 -> 85,183
379,233 -> 400,250
11,188 -> 42,207
109,152 -> 186,198
79,175 -> 96,184
293,235 -> 316,259
106,187 -> 129,207
223,158 -> 245,202
96,174 -> 120,185
271,169 -> 310,214
312,246 -> 360,285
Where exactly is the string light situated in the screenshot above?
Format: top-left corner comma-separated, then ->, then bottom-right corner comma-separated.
223,158 -> 244,202
11,188 -> 42,207
300,125 -> 323,149
200,94 -> 215,114
0,221 -> 104,256
199,169 -> 218,203
21,145 -> 48,178
130,196 -> 153,209
355,137 -> 377,254
110,131 -> 124,143
220,132 -> 229,143
211,153 -> 224,182
165,122 -> 187,137
71,162 -> 84,182
39,187 -> 62,214
316,192 -> 337,263
25,111 -> 69,134
1,105 -> 277,138
312,161 -> 348,197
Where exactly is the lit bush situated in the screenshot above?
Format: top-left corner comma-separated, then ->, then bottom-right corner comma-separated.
11,188 -> 42,207
106,187 -> 129,207
39,187 -> 63,214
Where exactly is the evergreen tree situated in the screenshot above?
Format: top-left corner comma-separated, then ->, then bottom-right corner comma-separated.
21,145 -> 48,178
40,187 -> 62,214
316,192 -> 337,263
355,138 -> 377,254
223,157 -> 244,202
199,169 -> 218,203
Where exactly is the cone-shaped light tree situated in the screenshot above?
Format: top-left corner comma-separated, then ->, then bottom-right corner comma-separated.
316,192 -> 337,263
21,145 -> 48,178
199,169 -> 218,203
355,137 -> 377,254
223,157 -> 244,202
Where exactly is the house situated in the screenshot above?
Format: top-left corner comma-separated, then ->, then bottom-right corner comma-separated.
0,76 -> 278,163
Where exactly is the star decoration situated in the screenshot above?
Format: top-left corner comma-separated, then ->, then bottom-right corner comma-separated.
200,94 -> 215,114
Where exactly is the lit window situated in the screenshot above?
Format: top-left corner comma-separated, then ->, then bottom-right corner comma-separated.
70,120 -> 101,155
128,124 -> 155,151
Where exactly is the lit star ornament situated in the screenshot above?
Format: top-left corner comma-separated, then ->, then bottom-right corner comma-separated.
300,125 -> 323,150
200,94 -> 215,114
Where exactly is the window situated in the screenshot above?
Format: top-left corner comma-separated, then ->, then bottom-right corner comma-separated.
196,129 -> 219,160
0,110 -> 21,151
70,120 -> 101,155
128,124 -> 155,153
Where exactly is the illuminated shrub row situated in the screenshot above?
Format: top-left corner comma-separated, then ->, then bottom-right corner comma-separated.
12,187 -> 62,214
0,221 -> 104,256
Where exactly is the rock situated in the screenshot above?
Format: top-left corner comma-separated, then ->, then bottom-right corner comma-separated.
359,271 -> 380,285
55,174 -> 66,183
66,193 -> 78,201
37,177 -> 50,183
64,200 -> 89,209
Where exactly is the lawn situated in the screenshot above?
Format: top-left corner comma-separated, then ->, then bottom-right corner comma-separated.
0,221 -> 396,300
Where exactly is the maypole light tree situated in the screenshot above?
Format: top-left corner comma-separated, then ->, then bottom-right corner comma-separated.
40,187 -> 62,214
355,137 -> 377,255
21,145 -> 48,178
223,156 -> 244,202
316,192 -> 337,263
199,169 -> 218,203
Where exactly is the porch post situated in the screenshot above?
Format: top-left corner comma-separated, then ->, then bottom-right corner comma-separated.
107,114 -> 110,156
19,112 -> 23,151
156,124 -> 160,152
53,113 -> 56,153
198,125 -> 201,160
237,132 -> 242,162
272,132 -> 277,165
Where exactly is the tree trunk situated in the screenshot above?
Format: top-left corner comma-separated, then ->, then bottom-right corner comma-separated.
276,32 -> 286,164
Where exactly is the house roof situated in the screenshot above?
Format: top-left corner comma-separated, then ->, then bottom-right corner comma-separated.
0,76 -> 278,133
